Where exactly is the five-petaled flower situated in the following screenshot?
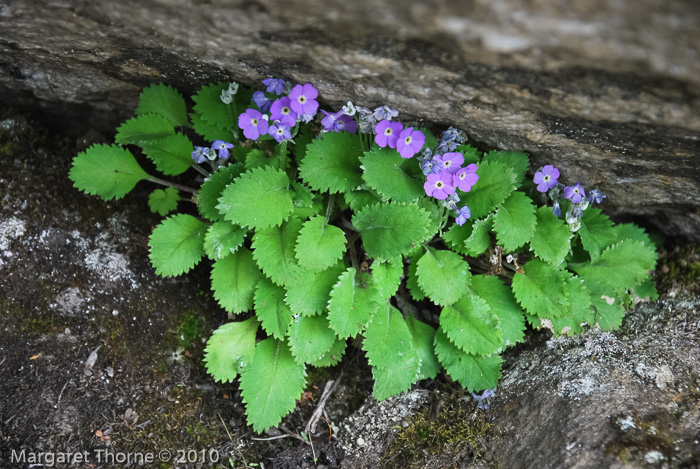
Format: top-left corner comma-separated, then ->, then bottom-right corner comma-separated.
533,165 -> 560,192
434,152 -> 464,174
262,78 -> 286,95
424,171 -> 455,200
289,83 -> 319,116
191,146 -> 208,164
212,140 -> 234,159
587,189 -> 606,204
453,163 -> 479,192
268,121 -> 292,143
270,97 -> 297,127
564,182 -> 586,203
238,108 -> 269,140
396,127 -> 425,159
252,91 -> 272,113
374,120 -> 403,148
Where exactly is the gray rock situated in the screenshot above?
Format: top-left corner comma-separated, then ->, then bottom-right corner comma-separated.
0,0 -> 699,239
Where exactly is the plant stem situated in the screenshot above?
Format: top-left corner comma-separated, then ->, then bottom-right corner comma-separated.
147,176 -> 197,194
325,194 -> 335,223
191,163 -> 211,177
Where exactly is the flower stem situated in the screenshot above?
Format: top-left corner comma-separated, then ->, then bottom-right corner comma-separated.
191,163 -> 211,177
147,176 -> 197,194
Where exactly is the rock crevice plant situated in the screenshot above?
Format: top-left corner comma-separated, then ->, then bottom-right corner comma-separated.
69,80 -> 658,432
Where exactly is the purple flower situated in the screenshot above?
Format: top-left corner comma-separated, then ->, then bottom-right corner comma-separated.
533,165 -> 560,192
289,83 -> 319,116
587,189 -> 606,204
552,201 -> 562,217
564,182 -> 586,203
191,146 -> 208,164
374,120 -> 403,148
424,170 -> 455,200
421,159 -> 441,176
455,206 -> 471,226
212,140 -> 234,159
268,121 -> 292,143
262,78 -> 286,95
472,388 -> 495,410
321,110 -> 341,131
436,140 -> 459,153
373,105 -> 399,121
396,127 -> 425,159
335,114 -> 357,133
434,152 -> 464,175
238,108 -> 269,140
270,97 -> 297,127
252,91 -> 272,113
453,163 -> 479,192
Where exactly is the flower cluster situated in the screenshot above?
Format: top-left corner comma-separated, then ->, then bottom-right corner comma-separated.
533,165 -> 606,231
418,127 -> 477,226
191,139 -> 234,163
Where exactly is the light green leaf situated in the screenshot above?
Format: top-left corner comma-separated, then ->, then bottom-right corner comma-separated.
197,163 -> 244,221
136,83 -> 189,127
353,202 -> 432,260
530,206 -> 572,267
148,214 -> 207,277
285,262 -> 346,316
192,82 -> 236,130
252,218 -> 305,287
371,257 -> 404,300
299,132 -> 364,194
511,259 -> 570,318
434,329 -> 502,392
190,110 -> 236,142
306,336 -> 347,368
203,317 -> 259,383
240,338 -> 306,433
469,275 -> 525,348
632,277 -> 658,301
211,247 -> 261,314
203,221 -> 247,260
69,144 -> 150,200
294,216 -> 346,271
482,150 -> 529,187
442,222 -> 472,256
328,267 -> 382,338
464,216 -> 492,257
344,188 -> 383,212
115,114 -> 175,146
550,277 -> 594,336
406,253 -> 427,301
254,278 -> 295,340
578,208 -> 617,260
288,315 -> 338,365
580,274 -> 625,331
440,293 -> 502,356
455,144 -> 481,165
463,160 -> 515,219
360,148 -> 424,202
406,317 -> 440,380
141,133 -> 194,176
416,248 -> 471,306
492,191 -> 536,251
612,223 -> 653,247
148,187 -> 180,216
217,166 -> 294,230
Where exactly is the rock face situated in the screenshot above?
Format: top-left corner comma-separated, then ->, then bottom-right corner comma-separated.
1,0 -> 699,239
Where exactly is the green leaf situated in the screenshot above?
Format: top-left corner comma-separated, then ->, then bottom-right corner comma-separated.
148,187 -> 180,216
434,329 -> 502,392
306,337 -> 346,368
511,259 -> 570,318
464,216 -> 492,257
612,223 -> 652,247
371,257 -> 404,300
217,166 -> 294,230
360,148 -> 424,202
442,222 -> 473,256
406,253 -> 427,301
115,114 -> 175,146
455,144 -> 481,165
148,214 -> 207,277
353,202 -> 432,260
252,218 -> 305,287
482,150 -> 529,187
136,83 -> 189,127
190,110 -> 236,143
69,144 -> 150,200
254,278 -> 295,340
578,208 -> 617,260
211,247 -> 262,314
581,274 -> 625,331
463,160 -> 516,219
550,277 -> 594,336
406,317 -> 440,380
530,206 -> 572,267
492,191 -> 536,251
141,133 -> 194,176
632,277 -> 658,301
192,82 -> 236,131
344,188 -> 383,212
197,163 -> 244,221
570,240 -> 656,295
285,262 -> 346,316
416,248 -> 471,306
203,317 -> 259,383
328,267 -> 382,338
440,293 -> 502,356
240,338 -> 306,433
288,315 -> 338,365
203,221 -> 247,260
244,148 -> 278,171
294,216 -> 346,271
469,275 -> 525,347
299,132 -> 364,194
364,305 -> 421,400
